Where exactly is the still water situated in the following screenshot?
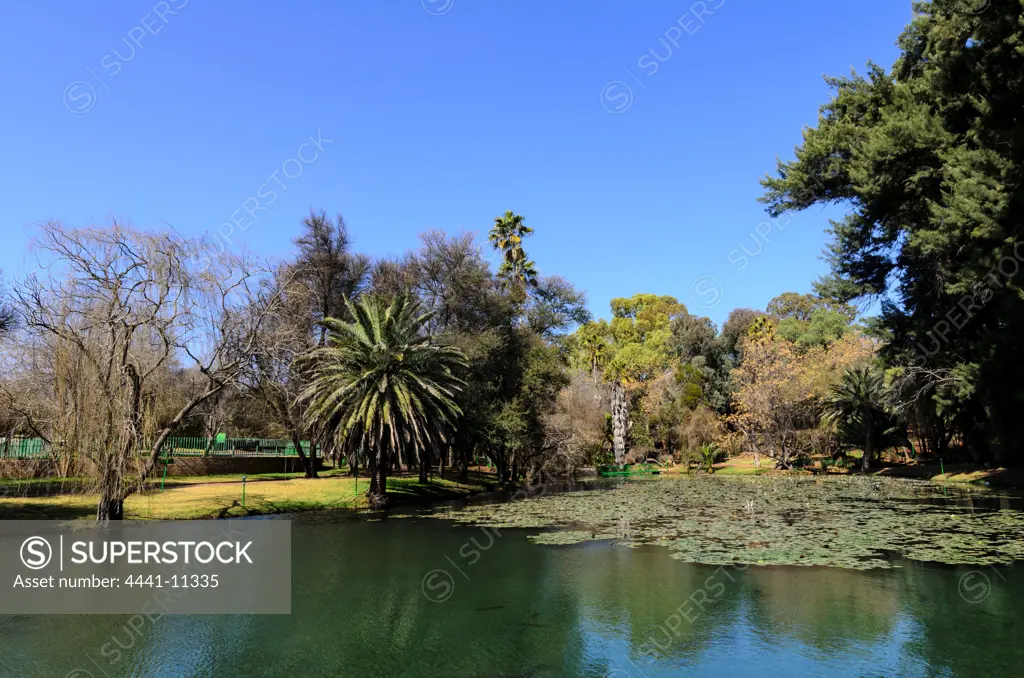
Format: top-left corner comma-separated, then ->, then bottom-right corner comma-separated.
1,484 -> 1021,677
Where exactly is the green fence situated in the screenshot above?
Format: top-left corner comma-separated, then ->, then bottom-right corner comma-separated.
0,437 -> 47,459
0,437 -> 317,460
163,437 -> 317,458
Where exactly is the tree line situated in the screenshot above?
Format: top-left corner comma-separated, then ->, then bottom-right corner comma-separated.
0,211 -> 589,518
562,0 -> 1024,475
2,0 -> 1020,518
556,0 -> 1024,474
559,292 -> 886,473
762,0 -> 1024,467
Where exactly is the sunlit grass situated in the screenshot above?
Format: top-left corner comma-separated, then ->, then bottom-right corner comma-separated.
0,471 -> 497,520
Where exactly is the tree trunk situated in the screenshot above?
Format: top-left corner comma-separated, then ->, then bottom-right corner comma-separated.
370,450 -> 389,509
349,442 -> 359,476
272,396 -> 317,479
97,495 -> 124,521
612,380 -> 628,464
418,443 -> 429,484
496,455 -> 508,487
862,407 -> 873,472
455,433 -> 471,482
460,445 -> 470,482
289,430 -> 318,479
368,453 -> 379,495
309,437 -> 319,476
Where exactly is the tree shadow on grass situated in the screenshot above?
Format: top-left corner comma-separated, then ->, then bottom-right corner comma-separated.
383,479 -> 486,508
0,501 -> 96,521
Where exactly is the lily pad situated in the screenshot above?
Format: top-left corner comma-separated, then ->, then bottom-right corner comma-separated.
419,476 -> 1024,570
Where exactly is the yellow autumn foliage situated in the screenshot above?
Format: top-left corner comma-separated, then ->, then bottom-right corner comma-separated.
728,327 -> 874,466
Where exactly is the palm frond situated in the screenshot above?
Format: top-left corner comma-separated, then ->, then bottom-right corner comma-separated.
299,294 -> 468,474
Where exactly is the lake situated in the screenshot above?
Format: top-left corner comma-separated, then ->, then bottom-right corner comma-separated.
1,476 -> 1022,677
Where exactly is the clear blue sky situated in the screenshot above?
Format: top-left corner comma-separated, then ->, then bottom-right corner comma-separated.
0,1 -> 911,325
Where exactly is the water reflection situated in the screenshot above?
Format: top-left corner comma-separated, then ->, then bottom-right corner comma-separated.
0,513 -> 1020,677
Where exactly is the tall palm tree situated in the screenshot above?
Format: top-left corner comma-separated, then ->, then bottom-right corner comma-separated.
823,366 -> 905,471
489,211 -> 538,292
300,295 -> 467,507
579,330 -> 610,384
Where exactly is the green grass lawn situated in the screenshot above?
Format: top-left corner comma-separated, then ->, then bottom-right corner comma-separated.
0,470 -> 498,520
157,467 -> 352,486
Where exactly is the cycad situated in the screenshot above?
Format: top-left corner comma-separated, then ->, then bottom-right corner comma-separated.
300,295 -> 467,506
823,366 -> 905,471
698,443 -> 719,473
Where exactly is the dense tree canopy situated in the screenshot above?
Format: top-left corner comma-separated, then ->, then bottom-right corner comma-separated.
761,0 -> 1024,464
558,287 -> 875,470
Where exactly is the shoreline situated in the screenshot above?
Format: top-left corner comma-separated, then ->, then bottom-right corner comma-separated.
0,469 -> 502,521
4,460 -> 1021,522
658,455 -> 1024,488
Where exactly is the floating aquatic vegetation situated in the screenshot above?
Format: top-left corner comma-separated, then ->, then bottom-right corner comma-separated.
419,476 -> 1024,570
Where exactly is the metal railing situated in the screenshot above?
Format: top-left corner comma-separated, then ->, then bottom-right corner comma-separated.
0,437 -> 46,459
0,437 -> 318,459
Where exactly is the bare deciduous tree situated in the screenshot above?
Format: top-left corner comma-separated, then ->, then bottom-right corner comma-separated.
241,265 -> 319,478
0,271 -> 15,337
542,371 -> 609,473
11,221 -> 279,520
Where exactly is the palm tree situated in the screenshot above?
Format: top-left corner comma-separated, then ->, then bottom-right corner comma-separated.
301,295 -> 467,508
698,443 -> 719,473
488,211 -> 538,292
578,328 -> 610,384
823,366 -> 905,471
611,376 -> 627,464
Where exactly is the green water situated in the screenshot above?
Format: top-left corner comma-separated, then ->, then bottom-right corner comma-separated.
1,480 -> 1022,677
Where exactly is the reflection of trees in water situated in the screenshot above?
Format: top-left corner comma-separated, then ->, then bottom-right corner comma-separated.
269,519 -> 586,676
896,562 -> 1024,678
7,522 -> 1024,677
567,549 -> 1024,676
564,545 -> 907,666
743,566 -> 900,650
3,521 -> 587,677
562,544 -> 746,669
566,549 -> 906,668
